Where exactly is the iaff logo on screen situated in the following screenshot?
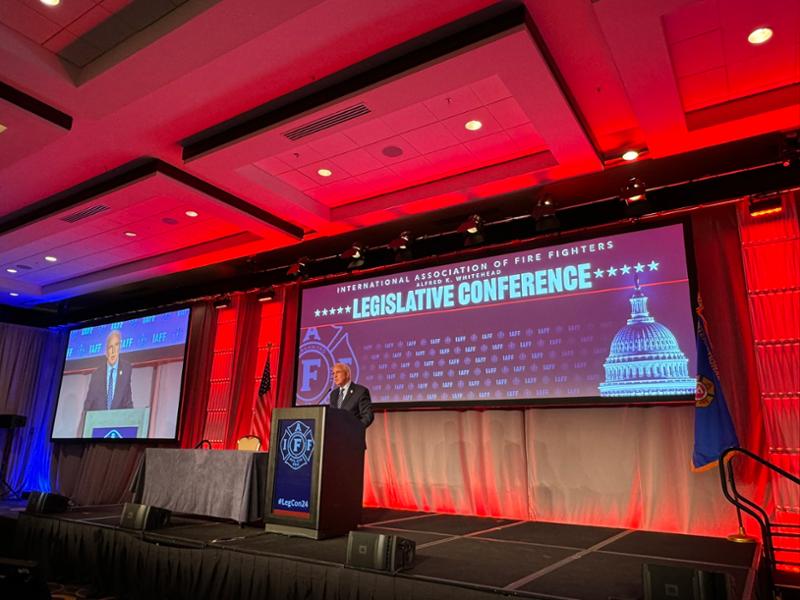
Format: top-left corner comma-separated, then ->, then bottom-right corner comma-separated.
296,325 -> 359,405
280,421 -> 314,470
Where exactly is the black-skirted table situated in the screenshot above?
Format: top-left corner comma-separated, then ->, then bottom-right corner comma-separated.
132,448 -> 268,524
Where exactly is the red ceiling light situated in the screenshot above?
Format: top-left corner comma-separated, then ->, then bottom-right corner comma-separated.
124,231 -> 137,237
747,27 -> 773,45
748,195 -> 783,217
622,150 -> 639,161
40,0 -> 60,6
317,168 -> 333,177
185,210 -> 199,217
464,120 -> 483,131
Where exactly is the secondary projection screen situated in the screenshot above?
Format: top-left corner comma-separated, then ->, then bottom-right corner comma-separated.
295,223 -> 697,408
51,307 -> 191,440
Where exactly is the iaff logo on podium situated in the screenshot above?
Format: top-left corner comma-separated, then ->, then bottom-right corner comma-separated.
296,325 -> 359,405
280,421 -> 314,470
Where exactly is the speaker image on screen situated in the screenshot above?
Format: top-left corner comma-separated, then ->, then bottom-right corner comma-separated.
0,558 -> 50,599
643,563 -> 733,600
24,491 -> 70,514
120,502 -> 171,530
346,531 -> 416,574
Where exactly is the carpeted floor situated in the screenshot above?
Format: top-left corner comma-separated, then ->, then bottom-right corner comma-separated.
48,582 -> 118,600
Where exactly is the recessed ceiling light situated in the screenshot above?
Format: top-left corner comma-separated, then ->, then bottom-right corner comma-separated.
317,168 -> 333,177
622,150 -> 639,161
6,268 -> 18,274
9,292 -> 19,297
748,27 -> 773,45
124,231 -> 137,237
0,123 -> 6,135
40,0 -> 60,6
44,256 -> 57,262
464,120 -> 483,131
185,210 -> 199,218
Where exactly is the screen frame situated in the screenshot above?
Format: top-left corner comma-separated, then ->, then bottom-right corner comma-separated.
49,305 -> 193,443
292,217 -> 699,411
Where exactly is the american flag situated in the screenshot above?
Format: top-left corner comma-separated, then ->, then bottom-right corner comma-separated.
255,343 -> 273,441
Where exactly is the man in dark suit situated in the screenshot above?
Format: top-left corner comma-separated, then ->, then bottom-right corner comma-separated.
84,330 -> 134,413
329,363 -> 373,428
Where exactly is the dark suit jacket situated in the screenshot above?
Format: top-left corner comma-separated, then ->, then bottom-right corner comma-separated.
84,357 -> 134,412
329,382 -> 374,428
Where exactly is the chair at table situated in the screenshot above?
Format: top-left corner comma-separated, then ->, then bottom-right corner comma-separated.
236,435 -> 261,451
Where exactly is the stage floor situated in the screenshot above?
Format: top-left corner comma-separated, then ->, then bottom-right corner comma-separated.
4,501 -> 760,600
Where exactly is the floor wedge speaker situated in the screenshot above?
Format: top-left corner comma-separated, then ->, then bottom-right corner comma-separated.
346,531 -> 416,573
25,491 -> 69,514
643,563 -> 733,600
120,502 -> 171,530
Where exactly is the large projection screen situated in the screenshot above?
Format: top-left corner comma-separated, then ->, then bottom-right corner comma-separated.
51,307 -> 191,440
295,223 -> 697,408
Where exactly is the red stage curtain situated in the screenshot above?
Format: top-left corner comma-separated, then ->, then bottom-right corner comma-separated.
225,293 -> 262,447
691,205 -> 770,491
275,283 -> 300,412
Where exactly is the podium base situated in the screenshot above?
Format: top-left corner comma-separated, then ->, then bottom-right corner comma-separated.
265,521 -> 350,540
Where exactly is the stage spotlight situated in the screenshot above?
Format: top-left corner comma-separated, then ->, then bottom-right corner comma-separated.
532,195 -> 559,233
287,257 -> 309,279
457,215 -> 484,246
748,195 -> 783,218
389,231 -> 413,260
341,244 -> 365,269
258,287 -> 275,302
621,177 -> 647,205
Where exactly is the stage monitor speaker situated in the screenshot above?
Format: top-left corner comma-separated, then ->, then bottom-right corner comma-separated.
346,531 -> 416,574
0,558 -> 50,599
120,502 -> 171,530
643,563 -> 733,600
25,491 -> 69,514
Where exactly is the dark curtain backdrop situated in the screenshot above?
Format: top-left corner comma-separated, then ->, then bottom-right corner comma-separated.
0,323 -> 66,493
179,301 -> 216,449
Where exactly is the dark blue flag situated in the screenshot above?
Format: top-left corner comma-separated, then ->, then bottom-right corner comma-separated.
692,299 -> 739,471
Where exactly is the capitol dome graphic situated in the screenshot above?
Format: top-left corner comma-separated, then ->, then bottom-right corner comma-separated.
599,276 -> 695,397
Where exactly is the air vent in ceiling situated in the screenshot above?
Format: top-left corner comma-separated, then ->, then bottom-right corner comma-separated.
283,104 -> 370,141
60,204 -> 110,223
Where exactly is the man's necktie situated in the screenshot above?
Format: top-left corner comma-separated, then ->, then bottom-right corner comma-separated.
107,369 -> 114,410
338,387 -> 345,408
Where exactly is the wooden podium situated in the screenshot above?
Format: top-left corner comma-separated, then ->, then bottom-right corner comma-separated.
264,406 -> 365,539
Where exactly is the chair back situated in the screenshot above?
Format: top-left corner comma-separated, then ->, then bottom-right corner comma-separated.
236,435 -> 261,451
